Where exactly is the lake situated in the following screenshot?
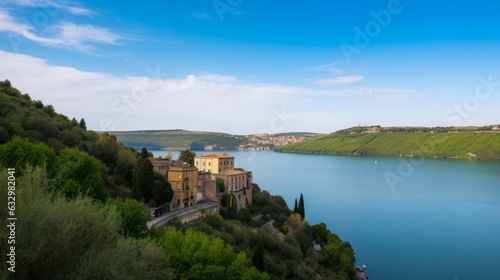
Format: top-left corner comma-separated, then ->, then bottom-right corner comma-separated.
151,149 -> 500,280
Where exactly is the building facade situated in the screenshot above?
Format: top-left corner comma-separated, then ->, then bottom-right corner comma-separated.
149,157 -> 171,177
197,171 -> 217,203
167,163 -> 198,209
215,169 -> 253,210
194,153 -> 234,173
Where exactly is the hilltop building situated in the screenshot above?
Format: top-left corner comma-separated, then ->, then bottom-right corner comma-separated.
167,162 -> 198,209
215,168 -> 253,210
197,171 -> 217,203
194,153 -> 234,173
194,153 -> 254,209
149,153 -> 253,212
149,156 -> 171,177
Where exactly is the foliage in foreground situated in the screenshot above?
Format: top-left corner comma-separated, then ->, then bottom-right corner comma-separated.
0,168 -> 170,280
0,168 -> 269,280
174,186 -> 357,280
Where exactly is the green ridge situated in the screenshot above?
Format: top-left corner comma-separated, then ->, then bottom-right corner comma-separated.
274,127 -> 500,160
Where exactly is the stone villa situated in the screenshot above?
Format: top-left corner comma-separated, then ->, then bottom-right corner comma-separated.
195,153 -> 253,210
149,153 -> 253,212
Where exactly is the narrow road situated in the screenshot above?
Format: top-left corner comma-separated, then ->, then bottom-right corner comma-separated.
147,201 -> 218,228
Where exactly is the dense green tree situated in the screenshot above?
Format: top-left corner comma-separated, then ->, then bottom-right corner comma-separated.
0,127 -> 10,144
53,148 -> 109,203
87,133 -> 119,166
79,118 -> 86,129
43,104 -> 55,116
131,184 -> 142,201
311,223 -> 330,245
70,117 -> 79,127
0,167 -> 174,280
33,99 -> 44,109
295,231 -> 313,254
3,167 -> 120,280
179,149 -> 196,165
159,228 -> 268,280
107,198 -> 149,238
252,238 -> 265,272
216,177 -> 225,193
140,147 -> 149,158
0,136 -> 56,176
293,198 -> 298,213
72,237 -> 172,280
298,193 -> 305,220
152,172 -> 173,206
0,79 -> 11,88
134,155 -> 154,203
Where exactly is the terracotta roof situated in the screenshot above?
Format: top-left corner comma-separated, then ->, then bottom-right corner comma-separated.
217,169 -> 250,175
196,153 -> 234,159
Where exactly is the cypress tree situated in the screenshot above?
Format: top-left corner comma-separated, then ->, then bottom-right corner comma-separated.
134,156 -> 154,203
298,193 -> 305,220
140,147 -> 149,158
252,238 -> 265,272
79,118 -> 86,129
293,198 -> 298,213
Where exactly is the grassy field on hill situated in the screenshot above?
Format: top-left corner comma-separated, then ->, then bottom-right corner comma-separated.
109,130 -> 321,150
109,130 -> 248,150
275,127 -> 500,160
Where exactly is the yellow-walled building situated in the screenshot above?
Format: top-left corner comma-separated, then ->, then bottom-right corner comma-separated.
194,153 -> 234,174
167,163 -> 198,209
215,169 -> 253,210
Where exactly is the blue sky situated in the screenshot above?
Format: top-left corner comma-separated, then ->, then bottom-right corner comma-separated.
1,0 -> 499,134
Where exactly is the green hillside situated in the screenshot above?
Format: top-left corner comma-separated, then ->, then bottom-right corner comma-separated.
109,130 -> 321,150
109,130 -> 248,150
274,126 -> 500,160
1,80 -> 358,280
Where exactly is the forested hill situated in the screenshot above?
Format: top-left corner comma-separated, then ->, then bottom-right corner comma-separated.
110,130 -> 320,151
0,80 -> 359,280
274,126 -> 500,160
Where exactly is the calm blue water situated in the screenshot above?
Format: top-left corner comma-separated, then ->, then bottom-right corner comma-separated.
152,149 -> 500,280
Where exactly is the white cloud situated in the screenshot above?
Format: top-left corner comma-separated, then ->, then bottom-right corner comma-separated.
0,10 -> 126,52
58,22 -> 124,45
0,51 -> 310,133
312,75 -> 364,86
2,0 -> 95,16
0,51 -> 416,134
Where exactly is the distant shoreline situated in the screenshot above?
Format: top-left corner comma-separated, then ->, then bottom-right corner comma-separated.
274,129 -> 500,161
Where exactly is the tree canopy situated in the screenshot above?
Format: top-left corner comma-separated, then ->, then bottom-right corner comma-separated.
179,149 -> 196,165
